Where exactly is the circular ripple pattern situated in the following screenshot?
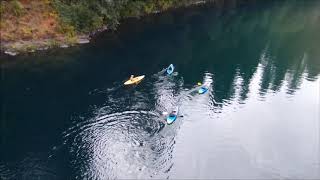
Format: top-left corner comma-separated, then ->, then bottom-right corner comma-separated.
61,72 -> 185,179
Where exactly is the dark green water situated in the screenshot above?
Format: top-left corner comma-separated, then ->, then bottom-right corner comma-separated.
1,1 -> 320,179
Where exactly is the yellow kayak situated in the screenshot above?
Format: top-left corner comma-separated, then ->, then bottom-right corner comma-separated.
124,75 -> 145,85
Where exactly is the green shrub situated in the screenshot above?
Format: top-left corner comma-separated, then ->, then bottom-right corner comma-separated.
48,39 -> 60,47
54,0 -> 125,32
57,22 -> 76,38
25,44 -> 37,52
121,1 -> 145,18
53,0 -> 205,33
0,2 -> 5,16
11,0 -> 24,16
157,0 -> 174,10
66,36 -> 77,45
143,1 -> 156,14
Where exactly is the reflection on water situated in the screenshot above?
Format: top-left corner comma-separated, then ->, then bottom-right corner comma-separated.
1,0 -> 320,179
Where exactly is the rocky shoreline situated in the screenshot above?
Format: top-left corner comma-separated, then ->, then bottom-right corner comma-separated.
1,35 -> 90,56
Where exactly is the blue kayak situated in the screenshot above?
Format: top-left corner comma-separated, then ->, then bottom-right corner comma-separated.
198,86 -> 208,94
166,108 -> 178,124
166,64 -> 174,75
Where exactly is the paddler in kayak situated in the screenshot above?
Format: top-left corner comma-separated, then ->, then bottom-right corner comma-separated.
169,110 -> 177,118
166,108 -> 179,124
166,64 -> 174,75
124,74 -> 145,85
197,82 -> 209,94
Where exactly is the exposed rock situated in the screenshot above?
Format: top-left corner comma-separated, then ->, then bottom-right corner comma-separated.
4,51 -> 18,56
78,38 -> 90,44
60,44 -> 69,48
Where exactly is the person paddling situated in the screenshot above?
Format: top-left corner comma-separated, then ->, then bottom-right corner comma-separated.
169,111 -> 176,117
124,75 -> 145,85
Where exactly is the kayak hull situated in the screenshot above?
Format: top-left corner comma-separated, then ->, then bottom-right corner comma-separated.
166,116 -> 177,124
198,87 -> 208,94
124,75 -> 145,85
166,64 -> 174,75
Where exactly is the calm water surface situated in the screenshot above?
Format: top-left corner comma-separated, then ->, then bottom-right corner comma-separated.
1,1 -> 320,179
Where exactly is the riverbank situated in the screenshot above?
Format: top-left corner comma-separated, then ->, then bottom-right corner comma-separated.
0,0 -> 211,56
0,0 -> 257,56
0,0 -> 66,55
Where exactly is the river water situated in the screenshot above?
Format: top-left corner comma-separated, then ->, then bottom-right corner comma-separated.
1,1 -> 320,179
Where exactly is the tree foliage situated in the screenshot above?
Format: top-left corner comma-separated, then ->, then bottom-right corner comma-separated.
53,0 -> 205,33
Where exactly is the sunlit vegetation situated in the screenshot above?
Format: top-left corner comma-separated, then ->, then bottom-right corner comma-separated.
0,0 -> 65,43
0,0 -> 208,47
